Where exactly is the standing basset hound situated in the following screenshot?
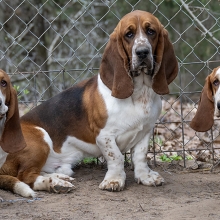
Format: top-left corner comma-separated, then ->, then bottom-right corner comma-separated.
190,66 -> 220,132
0,10 -> 178,197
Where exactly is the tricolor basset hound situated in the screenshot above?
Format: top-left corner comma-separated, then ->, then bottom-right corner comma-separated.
0,69 -> 26,197
191,66 -> 220,132
0,10 -> 178,197
0,70 -> 74,198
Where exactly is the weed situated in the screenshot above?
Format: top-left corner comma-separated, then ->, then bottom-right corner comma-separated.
159,154 -> 193,162
14,85 -> 30,99
82,157 -> 97,164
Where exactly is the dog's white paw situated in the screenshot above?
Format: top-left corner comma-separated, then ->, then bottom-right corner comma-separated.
41,172 -> 75,183
48,177 -> 75,193
135,169 -> 164,186
99,178 -> 125,192
99,171 -> 126,191
34,175 -> 75,193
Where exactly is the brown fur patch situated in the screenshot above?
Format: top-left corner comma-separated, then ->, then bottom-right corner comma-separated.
83,77 -> 108,143
0,124 -> 50,188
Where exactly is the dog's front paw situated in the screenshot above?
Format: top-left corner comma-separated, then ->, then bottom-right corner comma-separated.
41,172 -> 75,184
34,175 -> 75,193
99,179 -> 125,192
49,177 -> 75,193
135,169 -> 164,186
99,172 -> 126,191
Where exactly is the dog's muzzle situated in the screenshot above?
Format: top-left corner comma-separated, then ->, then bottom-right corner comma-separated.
130,65 -> 152,77
130,45 -> 153,77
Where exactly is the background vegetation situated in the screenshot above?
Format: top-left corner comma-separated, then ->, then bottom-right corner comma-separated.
0,0 -> 219,105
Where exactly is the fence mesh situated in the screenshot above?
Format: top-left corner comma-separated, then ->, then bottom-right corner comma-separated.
0,0 -> 220,169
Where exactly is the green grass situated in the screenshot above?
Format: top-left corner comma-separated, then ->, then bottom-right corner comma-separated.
160,154 -> 193,162
82,157 -> 97,164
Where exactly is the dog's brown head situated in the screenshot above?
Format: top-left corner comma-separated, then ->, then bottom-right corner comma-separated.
0,70 -> 26,153
100,10 -> 178,99
190,67 -> 220,132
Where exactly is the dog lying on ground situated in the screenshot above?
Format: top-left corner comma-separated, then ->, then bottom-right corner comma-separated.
0,69 -> 27,199
0,10 -> 178,197
190,66 -> 220,132
0,70 -> 74,198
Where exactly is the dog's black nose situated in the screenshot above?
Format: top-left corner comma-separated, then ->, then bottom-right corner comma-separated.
217,102 -> 220,110
135,47 -> 149,59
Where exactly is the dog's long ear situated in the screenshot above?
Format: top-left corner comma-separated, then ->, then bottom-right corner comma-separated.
152,28 -> 178,95
0,85 -> 26,153
100,26 -> 133,99
190,75 -> 214,132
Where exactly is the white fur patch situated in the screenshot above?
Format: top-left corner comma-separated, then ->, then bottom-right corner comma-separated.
14,181 -> 36,198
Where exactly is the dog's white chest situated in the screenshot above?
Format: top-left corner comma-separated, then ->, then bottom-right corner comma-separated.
119,89 -> 161,151
99,75 -> 162,153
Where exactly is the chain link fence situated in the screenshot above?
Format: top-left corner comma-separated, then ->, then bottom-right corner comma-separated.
0,0 -> 220,169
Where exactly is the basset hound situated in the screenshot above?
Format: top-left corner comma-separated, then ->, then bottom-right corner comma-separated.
0,70 -> 74,198
190,66 -> 220,132
0,10 -> 178,197
0,69 -> 26,196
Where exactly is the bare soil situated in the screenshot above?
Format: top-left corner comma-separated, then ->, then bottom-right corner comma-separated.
1,164 -> 220,220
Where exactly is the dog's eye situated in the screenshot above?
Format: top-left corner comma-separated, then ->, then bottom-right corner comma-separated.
213,79 -> 219,86
1,80 -> 7,87
125,31 -> 134,38
147,28 -> 155,35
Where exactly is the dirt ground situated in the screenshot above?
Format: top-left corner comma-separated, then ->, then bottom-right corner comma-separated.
1,164 -> 220,220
